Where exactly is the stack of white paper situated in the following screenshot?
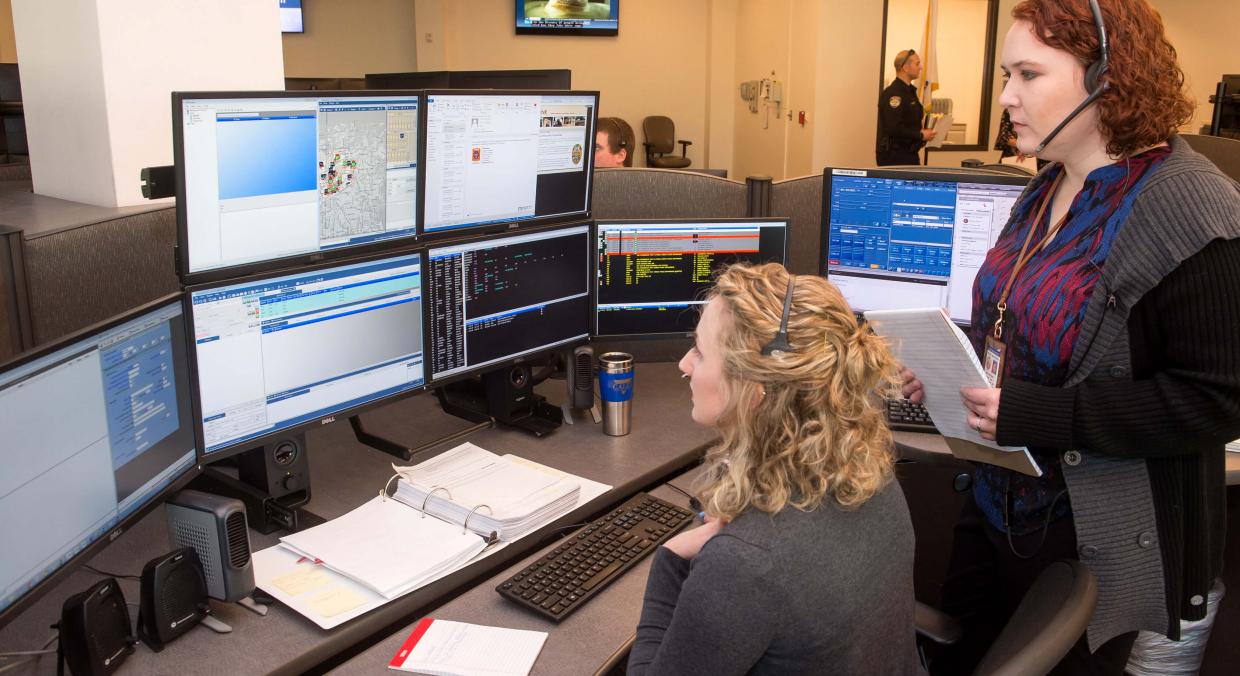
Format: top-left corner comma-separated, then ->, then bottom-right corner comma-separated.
1227,439 -> 1240,453
279,497 -> 487,599
392,443 -> 581,542
388,618 -> 547,676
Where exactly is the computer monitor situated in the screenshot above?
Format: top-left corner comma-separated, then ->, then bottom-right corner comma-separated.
421,90 -> 599,236
187,251 -> 426,459
0,296 -> 197,628
174,90 -> 421,281
427,223 -> 591,382
594,218 -> 790,338
820,167 -> 1029,325
516,1 -> 619,36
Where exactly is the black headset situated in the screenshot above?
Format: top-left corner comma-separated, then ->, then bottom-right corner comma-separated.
761,276 -> 797,356
1033,0 -> 1110,154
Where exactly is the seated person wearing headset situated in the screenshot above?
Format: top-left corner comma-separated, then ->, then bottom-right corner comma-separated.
594,117 -> 632,168
627,263 -> 920,675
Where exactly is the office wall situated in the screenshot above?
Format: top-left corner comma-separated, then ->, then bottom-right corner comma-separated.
730,0 -> 792,180
705,0 -> 737,174
418,0 -> 711,170
0,0 -> 14,63
282,0 -> 417,78
810,0 -> 885,172
1155,0 -> 1240,134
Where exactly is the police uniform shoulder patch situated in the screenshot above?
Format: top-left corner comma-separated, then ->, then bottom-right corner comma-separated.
888,96 -> 902,108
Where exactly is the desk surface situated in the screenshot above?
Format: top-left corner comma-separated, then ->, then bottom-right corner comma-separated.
0,362 -> 715,675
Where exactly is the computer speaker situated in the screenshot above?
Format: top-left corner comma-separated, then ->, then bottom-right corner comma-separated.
237,433 -> 311,501
165,490 -> 255,603
566,345 -> 595,410
56,578 -> 135,675
483,364 -> 535,420
137,547 -> 210,652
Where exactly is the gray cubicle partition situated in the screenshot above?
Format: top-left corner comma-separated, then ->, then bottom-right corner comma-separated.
0,191 -> 177,361
769,174 -> 824,276
592,168 -> 747,220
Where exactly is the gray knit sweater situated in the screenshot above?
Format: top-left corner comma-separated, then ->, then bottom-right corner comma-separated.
627,481 -> 920,675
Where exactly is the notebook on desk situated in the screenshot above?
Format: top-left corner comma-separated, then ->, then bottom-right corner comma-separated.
253,443 -> 611,628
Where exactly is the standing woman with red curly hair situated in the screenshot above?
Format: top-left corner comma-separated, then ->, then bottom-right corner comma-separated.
626,263 -> 920,674
910,0 -> 1240,673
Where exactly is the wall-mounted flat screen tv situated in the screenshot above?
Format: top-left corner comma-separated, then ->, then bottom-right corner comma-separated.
516,1 -> 618,36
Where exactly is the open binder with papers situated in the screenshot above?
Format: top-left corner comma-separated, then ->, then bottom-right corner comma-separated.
864,307 -> 1043,478
252,443 -> 610,628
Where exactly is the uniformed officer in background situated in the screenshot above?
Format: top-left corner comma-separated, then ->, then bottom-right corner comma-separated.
877,49 -> 937,166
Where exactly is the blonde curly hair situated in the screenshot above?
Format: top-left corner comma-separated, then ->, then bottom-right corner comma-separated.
694,263 -> 900,519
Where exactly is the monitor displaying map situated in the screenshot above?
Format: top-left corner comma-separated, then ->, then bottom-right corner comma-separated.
175,91 -> 421,280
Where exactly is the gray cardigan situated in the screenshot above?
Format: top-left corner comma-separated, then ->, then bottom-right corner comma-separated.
1002,136 -> 1240,650
627,481 -> 920,675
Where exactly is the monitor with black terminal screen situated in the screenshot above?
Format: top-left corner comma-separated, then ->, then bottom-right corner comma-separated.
186,250 -> 427,461
819,167 -> 1030,326
421,90 -> 599,237
174,90 -> 422,282
426,223 -> 592,384
594,218 -> 789,338
0,296 -> 198,628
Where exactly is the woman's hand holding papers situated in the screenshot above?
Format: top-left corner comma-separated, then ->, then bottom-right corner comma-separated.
960,387 -> 1002,441
899,367 -> 925,403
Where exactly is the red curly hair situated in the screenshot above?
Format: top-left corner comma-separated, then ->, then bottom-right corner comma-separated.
1011,0 -> 1194,157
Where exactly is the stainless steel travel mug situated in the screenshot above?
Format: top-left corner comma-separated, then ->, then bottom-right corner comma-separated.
598,352 -> 633,436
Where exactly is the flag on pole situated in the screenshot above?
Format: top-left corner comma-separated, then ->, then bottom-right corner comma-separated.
919,0 -> 940,109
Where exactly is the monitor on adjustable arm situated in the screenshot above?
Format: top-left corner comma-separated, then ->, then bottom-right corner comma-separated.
594,218 -> 790,338
0,296 -> 198,629
174,90 -> 422,283
186,251 -> 427,462
421,90 -> 599,237
819,167 -> 1030,326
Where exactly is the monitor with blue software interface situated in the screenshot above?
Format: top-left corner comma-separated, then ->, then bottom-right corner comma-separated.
820,167 -> 1029,325
187,251 -> 426,459
0,296 -> 197,628
174,90 -> 421,281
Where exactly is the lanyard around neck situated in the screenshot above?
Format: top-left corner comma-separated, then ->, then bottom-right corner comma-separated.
993,172 -> 1069,340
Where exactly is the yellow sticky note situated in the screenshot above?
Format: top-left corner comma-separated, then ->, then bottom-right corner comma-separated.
308,586 -> 367,618
271,566 -> 332,596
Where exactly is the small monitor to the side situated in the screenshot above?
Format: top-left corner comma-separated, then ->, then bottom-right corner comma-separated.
594,218 -> 789,337
427,224 -> 591,381
422,91 -> 598,235
0,297 -> 197,628
188,252 -> 426,458
176,91 -> 420,279
820,168 -> 1029,325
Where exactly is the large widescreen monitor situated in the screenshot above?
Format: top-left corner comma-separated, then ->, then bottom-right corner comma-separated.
0,296 -> 198,628
427,223 -> 591,382
515,0 -> 619,36
187,252 -> 426,459
594,218 -> 789,338
422,90 -> 599,236
175,90 -> 421,281
820,167 -> 1030,325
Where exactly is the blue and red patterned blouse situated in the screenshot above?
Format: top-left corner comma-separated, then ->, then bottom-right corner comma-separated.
968,146 -> 1171,535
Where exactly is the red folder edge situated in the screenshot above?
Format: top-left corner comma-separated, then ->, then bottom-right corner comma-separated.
389,617 -> 435,667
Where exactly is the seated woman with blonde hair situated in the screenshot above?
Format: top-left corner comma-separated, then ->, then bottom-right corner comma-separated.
626,263 -> 920,675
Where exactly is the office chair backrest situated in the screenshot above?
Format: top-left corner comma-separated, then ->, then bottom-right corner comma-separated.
643,116 -> 676,155
972,560 -> 1097,676
1181,133 -> 1240,184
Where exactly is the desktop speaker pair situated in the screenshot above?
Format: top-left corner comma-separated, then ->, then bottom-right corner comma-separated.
56,578 -> 136,675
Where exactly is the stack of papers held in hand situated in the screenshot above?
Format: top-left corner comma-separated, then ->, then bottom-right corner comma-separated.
392,442 -> 581,542
279,496 -> 487,599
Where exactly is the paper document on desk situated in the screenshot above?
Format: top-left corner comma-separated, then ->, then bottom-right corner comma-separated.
865,307 -> 1041,477
925,113 -> 953,148
1227,439 -> 1240,453
388,617 -> 547,675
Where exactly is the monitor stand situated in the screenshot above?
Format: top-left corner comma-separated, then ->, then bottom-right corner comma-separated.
436,364 -> 563,438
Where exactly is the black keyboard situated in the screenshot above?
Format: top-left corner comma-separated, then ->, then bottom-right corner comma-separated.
886,397 -> 937,433
496,492 -> 694,621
